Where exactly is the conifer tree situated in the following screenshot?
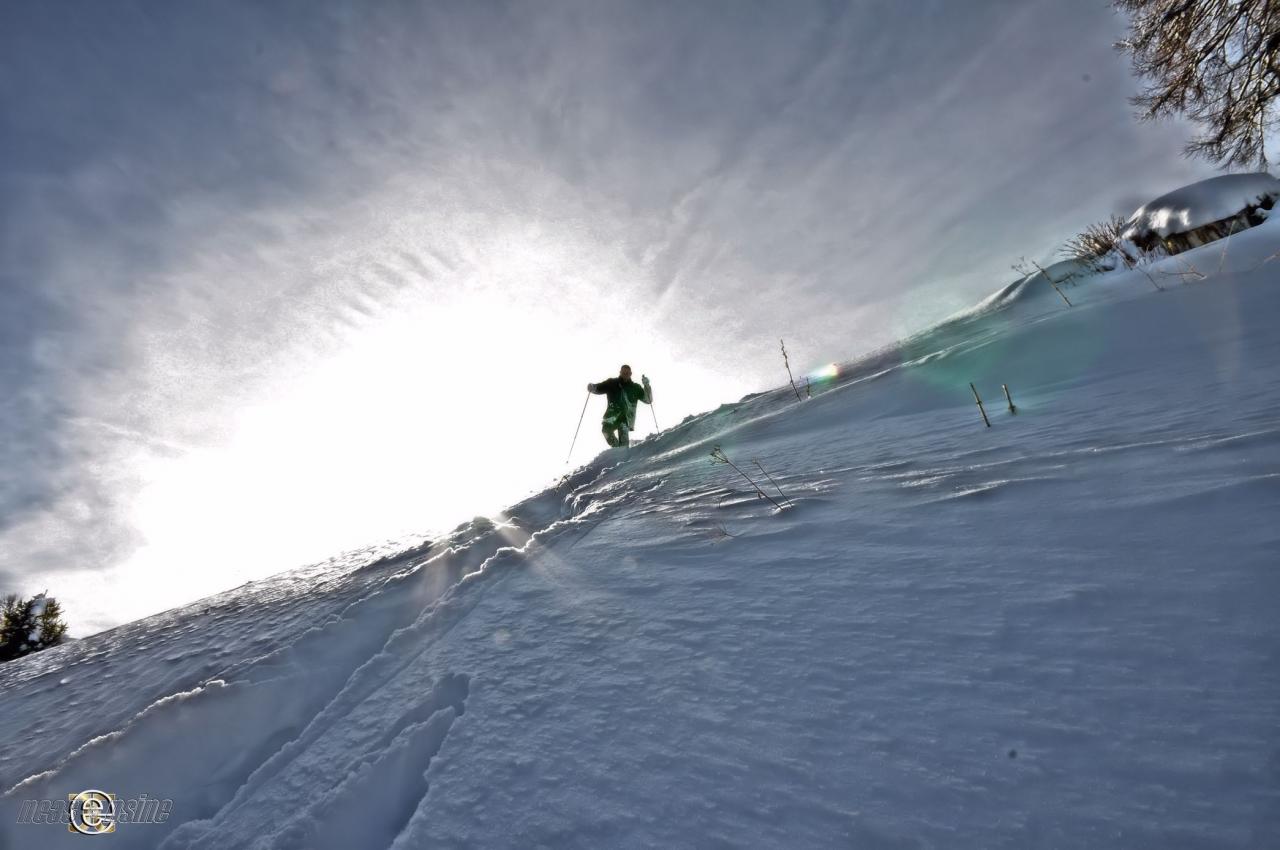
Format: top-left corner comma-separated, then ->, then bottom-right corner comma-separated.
0,593 -> 70,662
36,597 -> 68,649
0,595 -> 37,662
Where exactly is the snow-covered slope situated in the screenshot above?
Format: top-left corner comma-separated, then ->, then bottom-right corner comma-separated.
2,218 -> 1278,849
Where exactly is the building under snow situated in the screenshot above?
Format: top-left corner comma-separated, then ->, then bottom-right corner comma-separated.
1123,172 -> 1280,256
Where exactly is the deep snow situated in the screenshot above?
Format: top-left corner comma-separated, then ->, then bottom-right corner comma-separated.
1,217 -> 1278,849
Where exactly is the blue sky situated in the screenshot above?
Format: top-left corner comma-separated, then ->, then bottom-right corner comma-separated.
1,0 -> 1213,634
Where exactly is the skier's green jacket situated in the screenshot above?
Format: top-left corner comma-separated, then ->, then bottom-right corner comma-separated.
588,375 -> 652,430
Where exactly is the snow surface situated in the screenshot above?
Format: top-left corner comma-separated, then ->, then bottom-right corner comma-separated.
2,218 -> 1279,849
1123,171 -> 1280,240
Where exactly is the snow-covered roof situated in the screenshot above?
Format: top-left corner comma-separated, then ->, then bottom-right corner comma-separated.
1123,172 -> 1280,239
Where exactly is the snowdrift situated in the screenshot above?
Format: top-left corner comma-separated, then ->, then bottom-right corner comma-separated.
1123,171 -> 1280,241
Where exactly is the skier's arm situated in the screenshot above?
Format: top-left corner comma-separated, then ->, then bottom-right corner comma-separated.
587,378 -> 612,395
641,375 -> 653,404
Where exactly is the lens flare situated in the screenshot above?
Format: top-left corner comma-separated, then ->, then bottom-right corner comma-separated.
810,363 -> 839,380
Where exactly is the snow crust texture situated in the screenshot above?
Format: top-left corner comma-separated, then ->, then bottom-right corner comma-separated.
1,219 -> 1278,849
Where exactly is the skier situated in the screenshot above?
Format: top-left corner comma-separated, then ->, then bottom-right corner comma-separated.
587,365 -> 652,447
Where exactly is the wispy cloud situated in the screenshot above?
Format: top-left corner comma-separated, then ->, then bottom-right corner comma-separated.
0,0 -> 1213,633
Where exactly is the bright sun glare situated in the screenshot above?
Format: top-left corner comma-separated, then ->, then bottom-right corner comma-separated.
109,218 -> 734,624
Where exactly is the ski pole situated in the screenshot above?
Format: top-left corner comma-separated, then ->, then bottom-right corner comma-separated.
567,391 -> 590,463
644,376 -> 659,432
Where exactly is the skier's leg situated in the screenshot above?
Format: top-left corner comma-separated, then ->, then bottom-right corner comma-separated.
617,423 -> 630,447
602,421 -> 619,447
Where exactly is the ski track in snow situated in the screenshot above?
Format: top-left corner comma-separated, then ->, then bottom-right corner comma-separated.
2,220 -> 1279,848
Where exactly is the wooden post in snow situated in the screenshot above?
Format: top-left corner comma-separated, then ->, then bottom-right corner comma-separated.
1029,258 -> 1073,307
780,339 -> 803,402
1002,384 -> 1017,415
970,383 -> 991,428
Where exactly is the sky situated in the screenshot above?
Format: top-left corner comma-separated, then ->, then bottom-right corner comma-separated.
1,0 -> 1216,635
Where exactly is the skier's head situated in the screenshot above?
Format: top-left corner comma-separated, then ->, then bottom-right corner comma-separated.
619,364 -> 632,381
